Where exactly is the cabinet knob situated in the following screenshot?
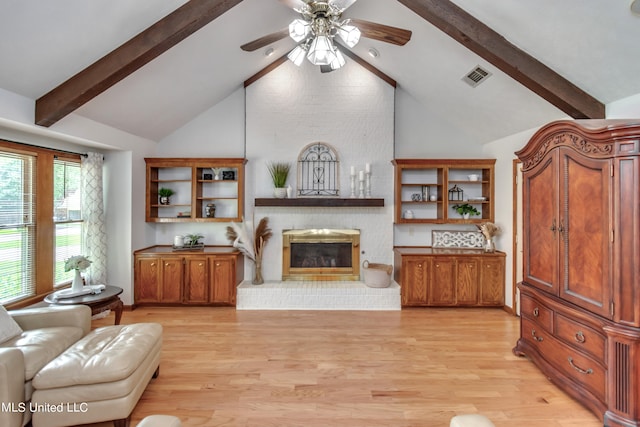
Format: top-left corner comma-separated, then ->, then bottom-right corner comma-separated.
435,264 -> 440,268
216,263 -> 221,266
575,331 -> 586,343
533,307 -> 539,317
417,264 -> 422,268
165,262 -> 171,267
150,262 -> 155,267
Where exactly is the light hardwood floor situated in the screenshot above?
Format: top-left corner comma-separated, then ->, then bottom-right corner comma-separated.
93,307 -> 602,427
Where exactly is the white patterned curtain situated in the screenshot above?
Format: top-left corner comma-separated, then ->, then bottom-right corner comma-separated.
81,152 -> 107,285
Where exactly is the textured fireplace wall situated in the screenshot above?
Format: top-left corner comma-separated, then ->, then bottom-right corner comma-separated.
245,60 -> 395,281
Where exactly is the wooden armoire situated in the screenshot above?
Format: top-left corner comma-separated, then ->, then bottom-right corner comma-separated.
514,120 -> 640,427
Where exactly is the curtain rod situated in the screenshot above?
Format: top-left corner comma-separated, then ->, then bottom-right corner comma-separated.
2,138 -> 88,157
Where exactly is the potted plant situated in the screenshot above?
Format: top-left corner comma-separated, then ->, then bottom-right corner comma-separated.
267,162 -> 291,198
158,188 -> 174,205
452,203 -> 480,219
185,233 -> 204,247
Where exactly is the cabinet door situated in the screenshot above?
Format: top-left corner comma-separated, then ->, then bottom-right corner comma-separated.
456,258 -> 479,305
523,151 -> 560,294
429,257 -> 456,305
559,149 -> 612,318
210,257 -> 235,304
184,257 -> 209,303
479,257 -> 505,306
160,256 -> 183,303
401,257 -> 430,305
135,257 -> 160,303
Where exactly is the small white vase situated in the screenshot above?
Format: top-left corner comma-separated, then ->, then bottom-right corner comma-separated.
71,269 -> 84,293
274,187 -> 287,199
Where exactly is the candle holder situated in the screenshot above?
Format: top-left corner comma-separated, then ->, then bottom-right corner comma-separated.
358,177 -> 365,199
365,171 -> 372,198
350,173 -> 356,198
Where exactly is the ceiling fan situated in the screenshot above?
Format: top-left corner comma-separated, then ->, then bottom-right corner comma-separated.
240,0 -> 412,71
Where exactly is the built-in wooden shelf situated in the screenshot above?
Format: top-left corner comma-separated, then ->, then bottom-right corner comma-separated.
254,198 -> 384,207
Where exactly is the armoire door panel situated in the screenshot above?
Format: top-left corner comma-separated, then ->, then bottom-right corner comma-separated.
524,153 -> 559,294
559,150 -> 612,319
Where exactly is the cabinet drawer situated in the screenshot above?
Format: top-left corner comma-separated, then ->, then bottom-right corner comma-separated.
521,294 -> 553,332
544,333 -> 606,403
521,318 -> 605,403
555,314 -> 606,363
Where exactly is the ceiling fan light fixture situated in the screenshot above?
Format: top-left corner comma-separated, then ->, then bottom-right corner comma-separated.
288,45 -> 308,67
307,35 -> 337,65
330,48 -> 346,70
337,24 -> 361,48
289,19 -> 311,42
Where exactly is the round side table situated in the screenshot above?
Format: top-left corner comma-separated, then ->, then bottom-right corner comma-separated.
45,285 -> 124,325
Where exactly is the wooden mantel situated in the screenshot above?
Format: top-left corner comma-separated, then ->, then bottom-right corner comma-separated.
254,198 -> 385,207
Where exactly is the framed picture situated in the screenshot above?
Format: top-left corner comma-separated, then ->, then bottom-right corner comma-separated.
222,170 -> 236,180
203,173 -> 213,180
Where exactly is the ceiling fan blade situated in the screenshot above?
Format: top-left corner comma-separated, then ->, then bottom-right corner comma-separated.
349,19 -> 412,46
330,0 -> 357,12
240,29 -> 289,52
278,0 -> 311,12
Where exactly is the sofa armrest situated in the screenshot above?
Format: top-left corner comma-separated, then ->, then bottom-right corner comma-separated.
10,305 -> 92,336
0,348 -> 26,427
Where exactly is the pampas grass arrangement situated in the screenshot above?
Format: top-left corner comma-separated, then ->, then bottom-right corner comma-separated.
226,217 -> 272,284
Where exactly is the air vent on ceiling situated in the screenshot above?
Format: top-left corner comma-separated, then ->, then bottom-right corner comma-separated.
462,66 -> 492,88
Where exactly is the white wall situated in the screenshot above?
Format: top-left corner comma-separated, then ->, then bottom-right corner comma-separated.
245,61 -> 395,281
607,93 -> 640,118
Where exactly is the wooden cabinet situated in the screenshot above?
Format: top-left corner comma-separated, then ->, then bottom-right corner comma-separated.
134,246 -> 243,306
514,120 -> 640,426
209,256 -> 236,304
145,157 -> 246,223
394,247 -> 505,307
523,146 -> 611,317
184,256 -> 209,304
392,159 -> 495,224
135,255 -> 183,303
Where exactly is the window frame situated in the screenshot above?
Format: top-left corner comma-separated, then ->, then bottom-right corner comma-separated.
53,158 -> 84,286
0,140 -> 82,307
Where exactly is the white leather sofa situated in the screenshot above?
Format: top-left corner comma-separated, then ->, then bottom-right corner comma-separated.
0,305 -> 91,427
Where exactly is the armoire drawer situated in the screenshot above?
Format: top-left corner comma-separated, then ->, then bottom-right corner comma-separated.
521,293 -> 553,333
543,334 -> 606,403
521,317 -> 605,403
555,313 -> 606,363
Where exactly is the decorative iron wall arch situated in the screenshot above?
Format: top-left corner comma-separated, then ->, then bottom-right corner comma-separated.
297,142 -> 340,197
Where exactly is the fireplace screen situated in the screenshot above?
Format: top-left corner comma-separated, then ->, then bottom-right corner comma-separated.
290,242 -> 352,268
282,229 -> 360,281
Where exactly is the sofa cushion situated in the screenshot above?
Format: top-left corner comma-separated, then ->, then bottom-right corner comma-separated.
33,323 -> 162,389
0,326 -> 84,380
0,305 -> 23,344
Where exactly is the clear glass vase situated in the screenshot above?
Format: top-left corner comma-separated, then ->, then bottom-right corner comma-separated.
484,238 -> 495,253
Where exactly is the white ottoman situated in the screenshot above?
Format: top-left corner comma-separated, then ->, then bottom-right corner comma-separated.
137,415 -> 182,427
450,414 -> 496,427
31,323 -> 162,427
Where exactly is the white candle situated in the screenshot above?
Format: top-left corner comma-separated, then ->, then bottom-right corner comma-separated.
350,165 -> 355,176
359,170 -> 364,181
365,163 -> 371,173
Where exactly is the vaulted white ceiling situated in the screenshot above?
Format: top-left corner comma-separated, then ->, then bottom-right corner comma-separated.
0,0 -> 638,143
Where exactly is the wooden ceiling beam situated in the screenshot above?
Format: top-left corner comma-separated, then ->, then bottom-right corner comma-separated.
35,0 -> 243,127
398,0 -> 605,119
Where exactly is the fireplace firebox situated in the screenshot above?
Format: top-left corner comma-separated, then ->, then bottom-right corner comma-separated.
282,229 -> 360,281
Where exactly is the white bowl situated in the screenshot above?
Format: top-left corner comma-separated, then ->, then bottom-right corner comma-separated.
468,174 -> 480,181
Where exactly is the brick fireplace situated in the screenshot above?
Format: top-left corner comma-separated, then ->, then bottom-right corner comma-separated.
282,229 -> 360,281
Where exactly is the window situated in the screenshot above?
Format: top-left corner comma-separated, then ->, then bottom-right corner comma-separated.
0,151 -> 36,304
53,159 -> 83,285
